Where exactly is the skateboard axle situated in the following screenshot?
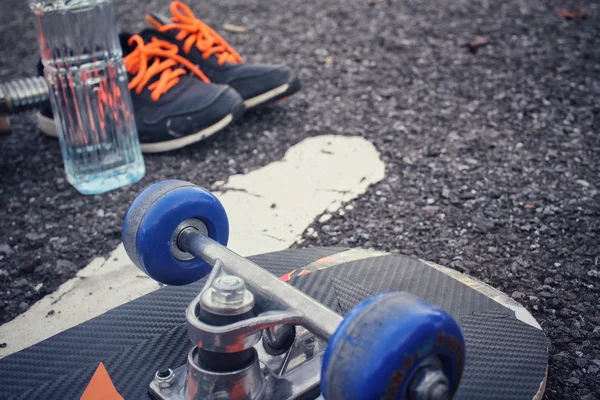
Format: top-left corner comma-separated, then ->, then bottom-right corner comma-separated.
177,225 -> 343,340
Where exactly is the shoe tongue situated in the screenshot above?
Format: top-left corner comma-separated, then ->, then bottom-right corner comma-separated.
146,13 -> 171,30
137,28 -> 175,44
145,13 -> 189,43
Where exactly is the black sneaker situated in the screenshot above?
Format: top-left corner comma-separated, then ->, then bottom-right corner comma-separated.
145,0 -> 301,109
37,32 -> 245,153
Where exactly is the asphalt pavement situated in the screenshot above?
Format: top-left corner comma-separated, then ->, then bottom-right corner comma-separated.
1,0 -> 599,398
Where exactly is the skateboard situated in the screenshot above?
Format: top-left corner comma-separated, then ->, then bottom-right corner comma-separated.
0,180 -> 548,400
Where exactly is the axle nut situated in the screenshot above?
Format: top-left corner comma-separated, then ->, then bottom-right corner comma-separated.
408,357 -> 450,400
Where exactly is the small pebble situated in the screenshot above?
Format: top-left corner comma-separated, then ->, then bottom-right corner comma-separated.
0,244 -> 13,255
25,232 -> 46,241
567,376 -> 580,385
587,270 -> 600,278
18,302 -> 29,313
576,179 -> 590,187
511,291 -> 525,300
319,214 -> 332,223
441,186 -> 450,198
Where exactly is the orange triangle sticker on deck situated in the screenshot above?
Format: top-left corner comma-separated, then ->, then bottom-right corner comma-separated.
80,362 -> 124,400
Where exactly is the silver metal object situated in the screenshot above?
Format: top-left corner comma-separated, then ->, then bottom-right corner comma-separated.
186,300 -> 299,352
149,222 -> 337,400
409,357 -> 450,400
178,227 -> 343,340
190,258 -> 262,351
200,273 -> 255,316
150,327 -> 327,400
170,219 -> 208,262
0,76 -> 49,115
0,76 -> 49,135
154,368 -> 177,389
187,348 -> 264,400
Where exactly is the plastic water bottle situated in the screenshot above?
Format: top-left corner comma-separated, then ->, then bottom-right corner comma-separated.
29,0 -> 145,195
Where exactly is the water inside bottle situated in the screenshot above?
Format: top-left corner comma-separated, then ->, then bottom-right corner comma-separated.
32,0 -> 145,194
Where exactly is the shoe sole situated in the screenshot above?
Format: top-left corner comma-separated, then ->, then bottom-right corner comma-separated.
37,102 -> 245,153
141,113 -> 234,153
243,76 -> 302,109
37,112 -> 59,138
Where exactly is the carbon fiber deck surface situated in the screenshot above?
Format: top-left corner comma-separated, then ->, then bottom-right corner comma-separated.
0,247 -> 547,400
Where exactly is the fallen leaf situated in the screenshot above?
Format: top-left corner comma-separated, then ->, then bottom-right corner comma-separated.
557,9 -> 588,21
19,258 -> 37,274
511,262 -> 519,275
222,23 -> 248,34
465,35 -> 489,53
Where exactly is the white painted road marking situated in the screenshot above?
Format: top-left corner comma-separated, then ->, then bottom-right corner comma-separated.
0,135 -> 385,357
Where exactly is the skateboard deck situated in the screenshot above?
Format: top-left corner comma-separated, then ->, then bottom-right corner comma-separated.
0,247 -> 548,399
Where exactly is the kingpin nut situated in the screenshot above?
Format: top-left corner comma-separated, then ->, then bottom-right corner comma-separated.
200,274 -> 255,316
211,275 -> 247,304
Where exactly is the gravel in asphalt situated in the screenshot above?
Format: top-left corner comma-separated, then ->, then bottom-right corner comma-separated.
1,0 -> 599,398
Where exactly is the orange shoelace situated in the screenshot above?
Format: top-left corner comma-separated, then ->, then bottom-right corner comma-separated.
124,35 -> 211,101
156,0 -> 243,66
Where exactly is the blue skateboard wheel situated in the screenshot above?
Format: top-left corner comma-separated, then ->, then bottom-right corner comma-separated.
321,291 -> 465,400
122,180 -> 229,286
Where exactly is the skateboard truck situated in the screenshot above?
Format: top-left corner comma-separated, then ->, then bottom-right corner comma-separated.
122,180 -> 466,400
